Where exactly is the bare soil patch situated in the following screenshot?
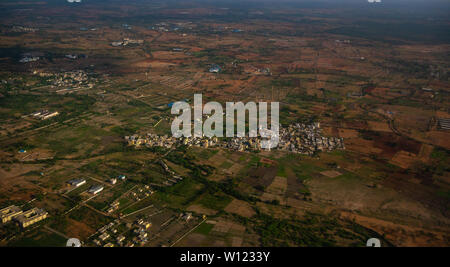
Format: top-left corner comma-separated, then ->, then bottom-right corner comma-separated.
340,211 -> 450,247
224,199 -> 255,218
367,121 -> 391,132
244,166 -> 277,189
389,150 -> 418,169
212,220 -> 245,235
320,170 -> 343,178
187,204 -> 217,216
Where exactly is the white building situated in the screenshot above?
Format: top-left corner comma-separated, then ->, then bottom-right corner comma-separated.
99,232 -> 110,241
67,179 -> 86,187
89,185 -> 104,195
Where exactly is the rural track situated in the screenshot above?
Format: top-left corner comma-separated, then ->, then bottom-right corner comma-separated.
169,218 -> 207,247
44,225 -> 69,240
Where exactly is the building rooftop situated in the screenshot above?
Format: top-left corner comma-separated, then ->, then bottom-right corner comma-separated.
14,208 -> 48,227
67,178 -> 86,186
0,205 -> 23,223
209,64 -> 221,73
89,185 -> 104,194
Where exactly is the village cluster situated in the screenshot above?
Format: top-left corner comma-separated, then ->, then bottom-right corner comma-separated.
90,211 -> 194,247
92,218 -> 152,247
125,122 -> 344,155
110,38 -> 144,47
19,55 -> 40,63
33,70 -> 97,89
149,21 -> 194,33
9,25 -> 38,33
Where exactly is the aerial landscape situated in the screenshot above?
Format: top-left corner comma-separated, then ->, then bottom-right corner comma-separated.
0,0 -> 449,248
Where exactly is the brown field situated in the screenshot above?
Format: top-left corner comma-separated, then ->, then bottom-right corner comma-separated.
320,170 -> 343,178
340,212 -> 450,247
212,220 -> 246,235
426,131 -> 450,150
389,150 -> 419,169
133,60 -> 177,68
337,128 -> 359,138
187,204 -> 217,216
367,121 -> 391,132
64,218 -> 95,240
224,199 -> 256,218
0,0 -> 449,248
243,166 -> 277,190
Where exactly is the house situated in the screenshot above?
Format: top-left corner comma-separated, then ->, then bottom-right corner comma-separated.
209,64 -> 221,73
65,54 -> 78,59
99,232 -> 110,241
123,38 -> 143,45
116,235 -> 125,243
111,41 -> 123,47
109,178 -> 117,185
438,118 -> 450,130
181,212 -> 192,222
122,24 -> 132,30
67,178 -> 86,187
31,110 -> 59,120
139,232 -> 148,239
19,56 -> 39,63
40,111 -> 59,120
88,185 -> 104,195
118,175 -> 126,181
141,221 -> 152,229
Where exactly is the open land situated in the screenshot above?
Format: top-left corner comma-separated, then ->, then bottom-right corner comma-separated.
0,0 -> 449,247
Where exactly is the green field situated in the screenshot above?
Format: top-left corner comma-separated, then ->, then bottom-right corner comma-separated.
8,230 -> 66,247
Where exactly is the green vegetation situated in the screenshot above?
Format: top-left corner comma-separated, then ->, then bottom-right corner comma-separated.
154,178 -> 205,207
220,161 -> 233,169
8,230 -> 66,247
69,206 -> 111,229
197,193 -> 232,211
195,222 -> 215,235
436,190 -> 450,200
276,164 -> 287,177
0,0 -> 448,249
120,196 -> 154,215
253,211 -> 384,247
328,21 -> 450,44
